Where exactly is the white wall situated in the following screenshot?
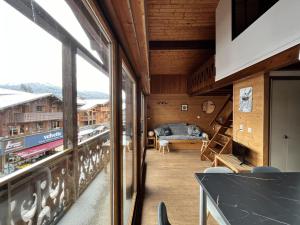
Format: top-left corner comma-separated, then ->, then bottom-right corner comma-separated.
216,0 -> 300,80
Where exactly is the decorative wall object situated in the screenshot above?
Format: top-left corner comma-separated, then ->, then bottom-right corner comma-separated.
157,101 -> 168,105
181,104 -> 188,111
239,87 -> 253,112
148,131 -> 154,137
202,100 -> 215,114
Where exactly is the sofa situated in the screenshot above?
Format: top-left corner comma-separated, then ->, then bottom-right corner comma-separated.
154,123 -> 208,150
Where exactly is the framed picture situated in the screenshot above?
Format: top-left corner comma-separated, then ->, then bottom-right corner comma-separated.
239,87 -> 253,112
181,104 -> 188,111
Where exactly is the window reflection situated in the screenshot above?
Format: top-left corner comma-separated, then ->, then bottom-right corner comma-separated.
0,0 -> 63,176
0,1 -> 112,225
122,67 -> 135,224
35,0 -> 104,63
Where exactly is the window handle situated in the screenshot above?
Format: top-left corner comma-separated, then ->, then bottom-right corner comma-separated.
283,135 -> 288,139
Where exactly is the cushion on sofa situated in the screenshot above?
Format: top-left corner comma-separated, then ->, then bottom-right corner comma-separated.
154,127 -> 164,136
154,127 -> 172,136
163,127 -> 172,136
159,135 -> 204,140
168,123 -> 188,135
187,125 -> 202,137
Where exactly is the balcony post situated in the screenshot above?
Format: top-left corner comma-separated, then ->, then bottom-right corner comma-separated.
62,42 -> 79,200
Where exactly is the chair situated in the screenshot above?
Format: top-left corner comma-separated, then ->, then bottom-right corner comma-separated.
203,167 -> 233,225
251,166 -> 281,173
158,202 -> 171,225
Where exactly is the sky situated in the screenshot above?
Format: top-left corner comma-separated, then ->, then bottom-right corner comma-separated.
0,0 -> 109,94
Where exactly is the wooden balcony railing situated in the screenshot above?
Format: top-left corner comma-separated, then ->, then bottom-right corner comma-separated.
187,56 -> 216,95
0,130 -> 110,225
14,112 -> 63,123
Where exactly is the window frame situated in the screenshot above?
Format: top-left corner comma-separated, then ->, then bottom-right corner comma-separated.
121,60 -> 138,225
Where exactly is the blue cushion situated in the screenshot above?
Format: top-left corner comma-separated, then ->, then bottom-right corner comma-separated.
187,125 -> 202,137
163,127 -> 172,136
154,127 -> 172,136
168,124 -> 188,135
159,135 -> 204,140
154,127 -> 164,136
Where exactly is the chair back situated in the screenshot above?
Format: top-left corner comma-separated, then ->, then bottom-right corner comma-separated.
204,167 -> 233,174
158,202 -> 171,225
203,166 -> 233,225
251,166 -> 281,173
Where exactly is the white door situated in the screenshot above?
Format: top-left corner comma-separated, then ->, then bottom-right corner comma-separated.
270,79 -> 300,171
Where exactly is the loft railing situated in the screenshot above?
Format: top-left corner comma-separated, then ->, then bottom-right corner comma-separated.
0,130 -> 110,225
187,56 -> 215,95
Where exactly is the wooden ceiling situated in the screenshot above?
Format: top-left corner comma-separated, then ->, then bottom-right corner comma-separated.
147,0 -> 219,78
150,49 -> 212,75
97,0 -> 151,93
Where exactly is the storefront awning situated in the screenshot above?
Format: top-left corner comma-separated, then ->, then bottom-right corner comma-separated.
14,139 -> 63,159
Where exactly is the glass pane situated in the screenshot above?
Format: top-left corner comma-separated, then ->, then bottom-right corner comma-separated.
121,67 -> 135,224
35,0 -> 105,63
0,0 -> 63,177
0,1 -> 112,225
56,55 -> 111,225
141,93 -> 145,166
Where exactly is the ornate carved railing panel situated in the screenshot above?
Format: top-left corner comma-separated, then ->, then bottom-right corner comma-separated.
78,131 -> 110,195
0,130 -> 110,225
187,56 -> 216,95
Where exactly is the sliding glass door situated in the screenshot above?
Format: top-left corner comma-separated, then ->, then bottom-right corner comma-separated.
121,65 -> 136,225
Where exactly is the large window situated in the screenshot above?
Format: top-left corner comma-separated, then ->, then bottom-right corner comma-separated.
0,1 -> 112,225
0,0 -> 63,175
121,66 -> 136,224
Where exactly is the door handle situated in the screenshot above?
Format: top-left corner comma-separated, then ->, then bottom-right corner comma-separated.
283,135 -> 288,139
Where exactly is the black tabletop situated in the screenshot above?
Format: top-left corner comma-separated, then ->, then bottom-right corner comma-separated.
195,173 -> 300,225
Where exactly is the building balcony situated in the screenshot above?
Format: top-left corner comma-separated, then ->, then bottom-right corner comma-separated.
14,112 -> 63,123
79,115 -> 90,121
0,130 -> 110,225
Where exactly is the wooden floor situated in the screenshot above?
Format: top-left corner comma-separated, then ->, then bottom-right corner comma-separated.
141,149 -> 218,225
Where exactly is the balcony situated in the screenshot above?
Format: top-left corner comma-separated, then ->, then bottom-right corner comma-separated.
79,115 -> 90,121
0,130 -> 110,225
14,112 -> 63,123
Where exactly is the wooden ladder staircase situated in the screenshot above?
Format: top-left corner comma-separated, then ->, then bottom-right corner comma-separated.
201,95 -> 233,165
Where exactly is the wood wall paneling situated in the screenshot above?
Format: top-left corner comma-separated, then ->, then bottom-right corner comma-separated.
233,72 -> 269,166
147,94 -> 228,136
150,75 -> 187,94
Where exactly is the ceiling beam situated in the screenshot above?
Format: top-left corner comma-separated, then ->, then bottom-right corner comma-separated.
149,40 -> 215,50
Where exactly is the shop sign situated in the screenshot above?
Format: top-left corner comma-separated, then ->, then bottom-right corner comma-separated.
24,129 -> 63,148
0,138 -> 25,154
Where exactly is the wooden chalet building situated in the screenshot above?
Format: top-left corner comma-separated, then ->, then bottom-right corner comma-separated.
0,88 -> 63,137
77,99 -> 110,127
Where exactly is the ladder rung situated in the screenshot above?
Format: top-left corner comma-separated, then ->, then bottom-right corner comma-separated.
218,133 -> 230,138
213,140 -> 225,146
208,146 -> 222,154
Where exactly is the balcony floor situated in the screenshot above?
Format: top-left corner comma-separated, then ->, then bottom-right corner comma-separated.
57,165 -> 111,225
141,149 -> 218,225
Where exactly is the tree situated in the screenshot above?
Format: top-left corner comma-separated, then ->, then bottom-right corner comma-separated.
20,84 -> 33,93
